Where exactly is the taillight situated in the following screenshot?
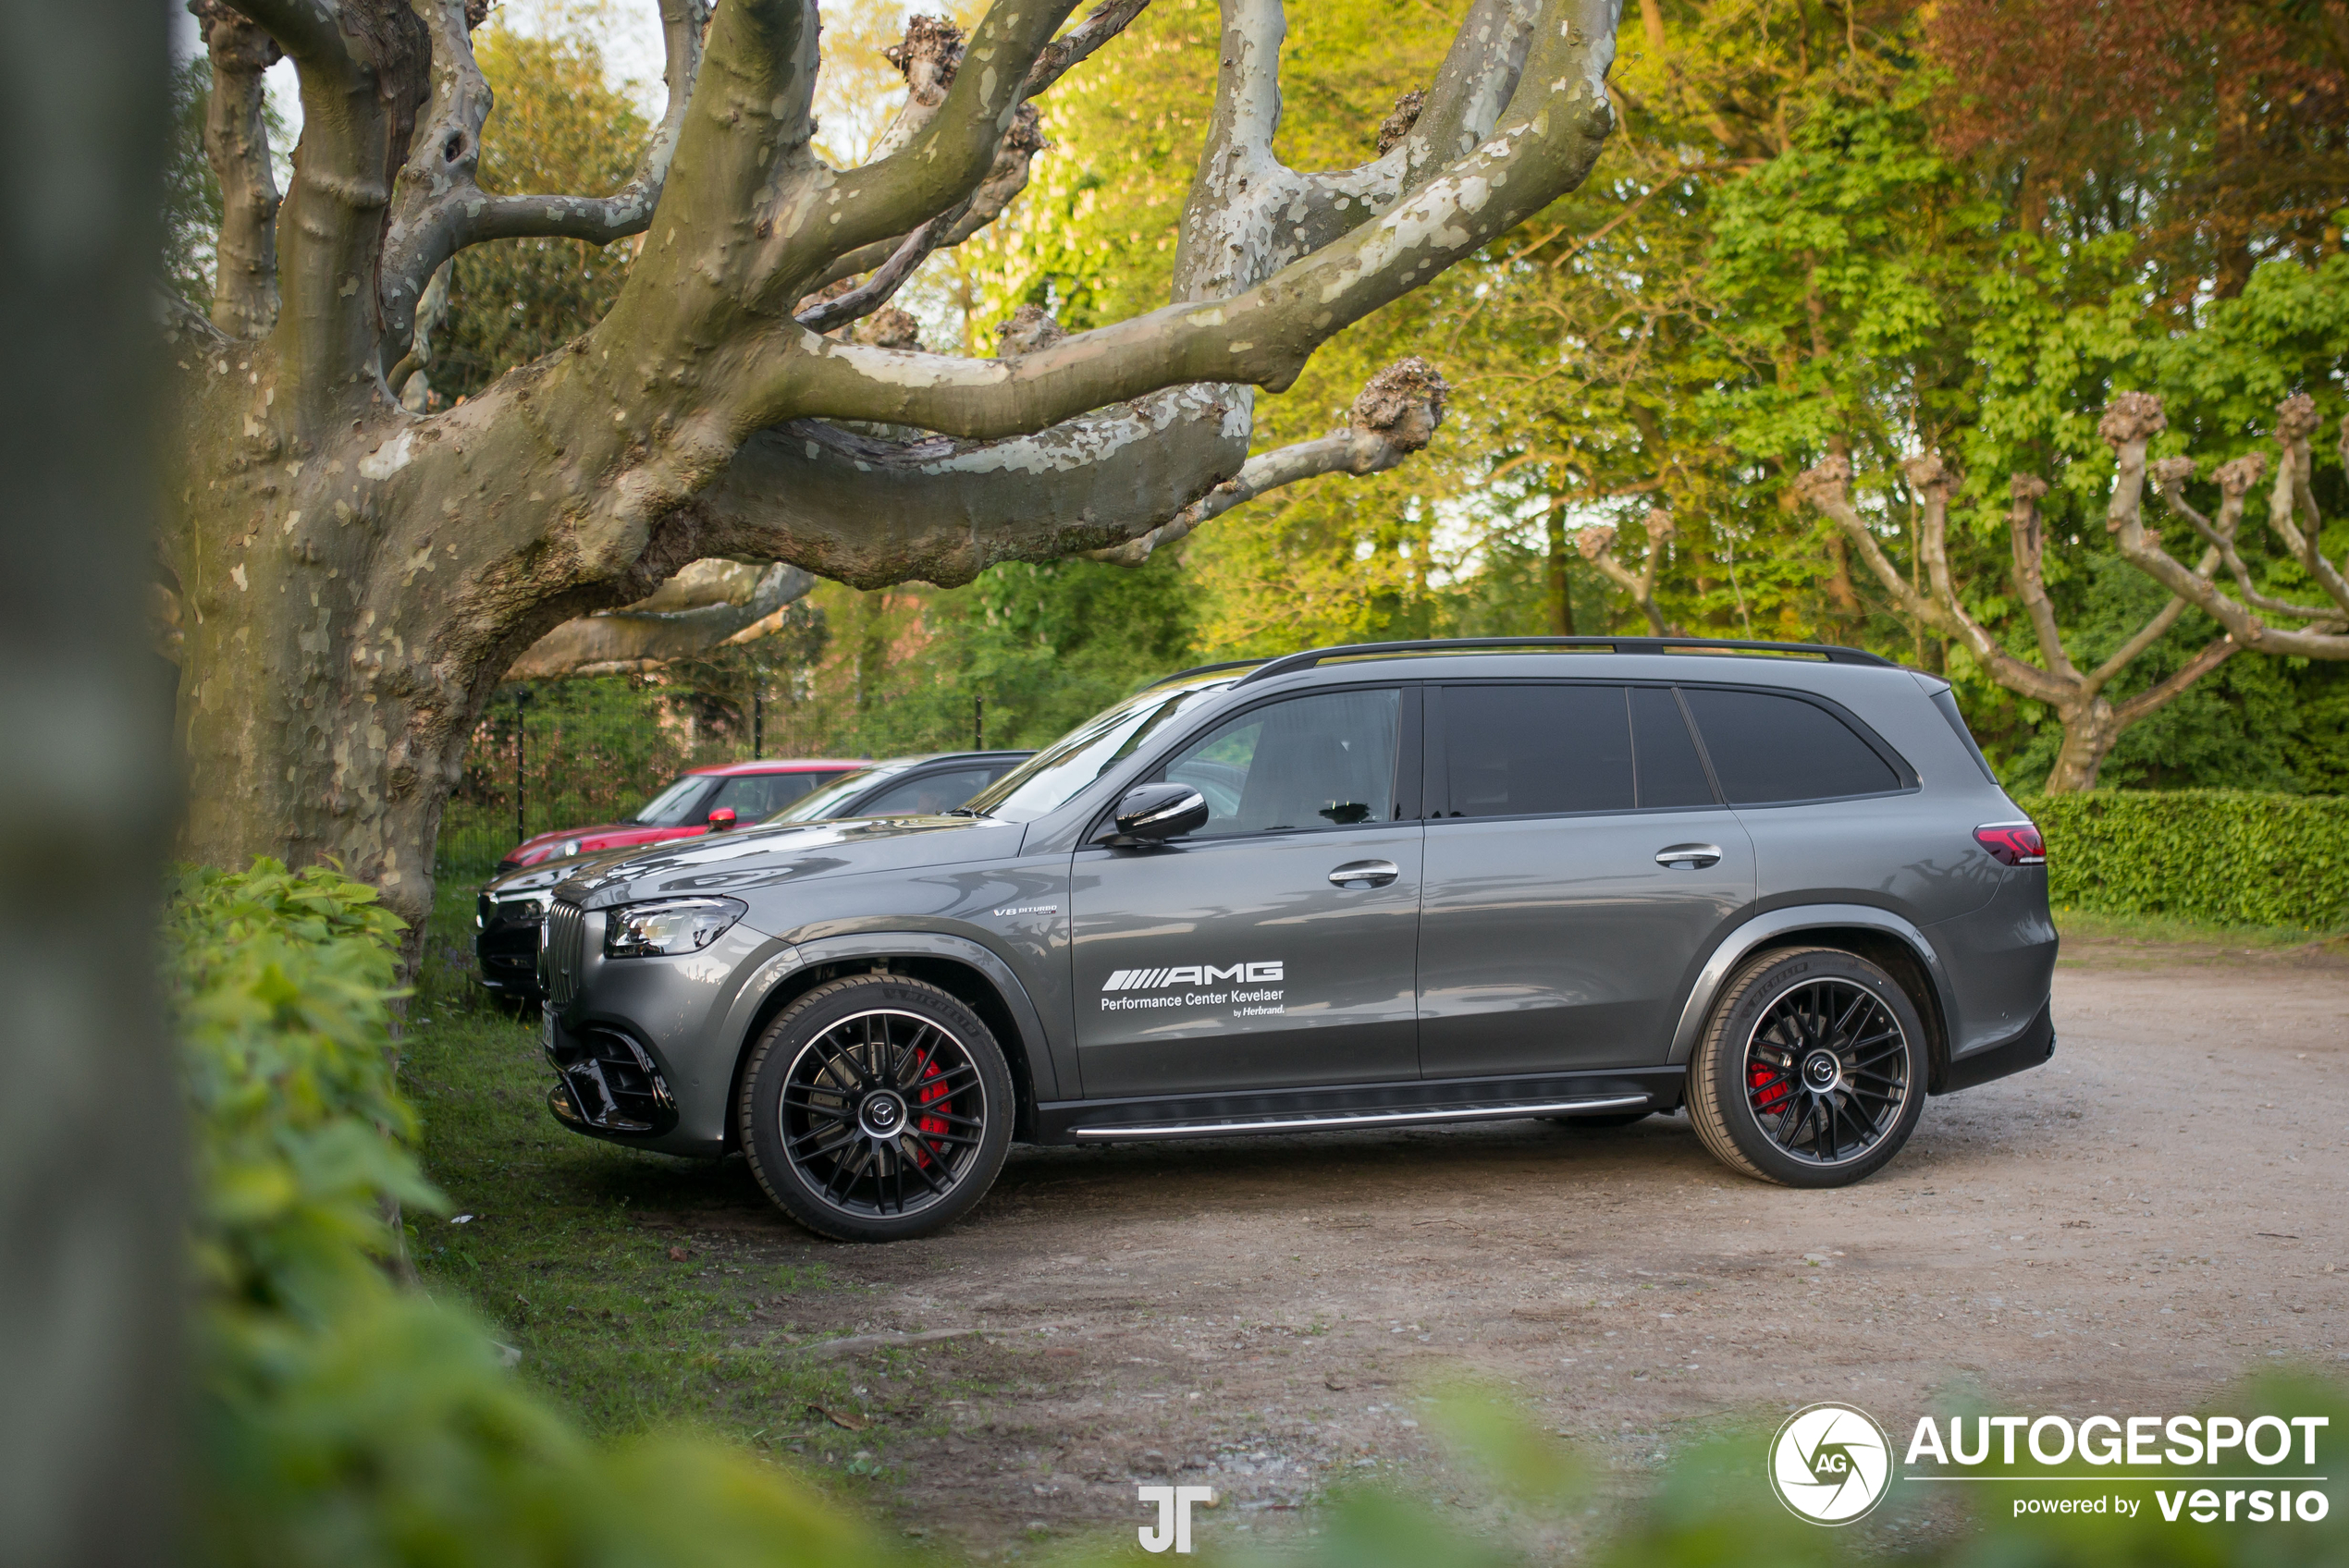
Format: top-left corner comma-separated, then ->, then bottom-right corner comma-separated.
1974,823 -> 2046,867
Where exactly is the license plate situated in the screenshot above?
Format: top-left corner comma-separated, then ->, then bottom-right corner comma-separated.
539,1005 -> 555,1057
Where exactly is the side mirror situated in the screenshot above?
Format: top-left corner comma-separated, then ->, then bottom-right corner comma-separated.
706,807 -> 737,831
1110,782 -> 1208,843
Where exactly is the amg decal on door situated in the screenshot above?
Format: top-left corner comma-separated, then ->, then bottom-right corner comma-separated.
1103,962 -> 1285,990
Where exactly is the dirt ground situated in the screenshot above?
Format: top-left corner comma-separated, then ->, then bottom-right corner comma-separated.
637,938 -> 2349,1558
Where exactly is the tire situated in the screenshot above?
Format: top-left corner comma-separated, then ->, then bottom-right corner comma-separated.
737,974 -> 1015,1242
1545,1110 -> 1653,1129
1685,946 -> 1927,1188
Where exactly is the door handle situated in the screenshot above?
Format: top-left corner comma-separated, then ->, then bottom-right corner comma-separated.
1328,859 -> 1400,888
1655,843 -> 1723,870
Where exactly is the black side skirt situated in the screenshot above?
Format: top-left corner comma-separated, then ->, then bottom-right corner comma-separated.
1031,1066 -> 1687,1145
1934,999 -> 2056,1096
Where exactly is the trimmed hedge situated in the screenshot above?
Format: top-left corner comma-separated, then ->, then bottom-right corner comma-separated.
2031,790 -> 2349,931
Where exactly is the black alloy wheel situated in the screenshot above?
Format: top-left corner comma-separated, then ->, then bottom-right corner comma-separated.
1740,977 -> 1911,1164
1686,946 -> 1927,1188
738,974 -> 1014,1241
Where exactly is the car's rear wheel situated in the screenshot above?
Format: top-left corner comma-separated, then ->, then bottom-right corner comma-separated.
737,974 -> 1014,1242
1686,946 -> 1925,1188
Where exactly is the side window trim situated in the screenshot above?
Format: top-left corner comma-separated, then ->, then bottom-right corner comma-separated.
1673,680 -> 1920,806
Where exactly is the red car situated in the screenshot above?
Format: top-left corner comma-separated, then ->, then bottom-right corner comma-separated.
498,758 -> 867,869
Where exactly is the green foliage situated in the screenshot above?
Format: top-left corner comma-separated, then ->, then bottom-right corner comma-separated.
2033,790 -> 2349,930
172,859 -> 890,1567
435,22 -> 646,402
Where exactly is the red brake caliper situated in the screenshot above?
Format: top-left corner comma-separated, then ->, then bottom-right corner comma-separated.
1749,1058 -> 1793,1117
911,1053 -> 952,1167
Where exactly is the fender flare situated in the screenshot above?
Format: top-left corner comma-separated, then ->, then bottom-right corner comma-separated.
1666,903 -> 1957,1071
712,929 -> 1064,1103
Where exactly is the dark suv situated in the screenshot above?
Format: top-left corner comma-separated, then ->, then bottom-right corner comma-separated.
536,639 -> 2057,1242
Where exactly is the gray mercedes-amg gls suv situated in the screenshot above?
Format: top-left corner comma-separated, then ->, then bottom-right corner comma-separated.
537,638 -> 2056,1242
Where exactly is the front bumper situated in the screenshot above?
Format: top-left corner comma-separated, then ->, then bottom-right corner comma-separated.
541,1009 -> 681,1138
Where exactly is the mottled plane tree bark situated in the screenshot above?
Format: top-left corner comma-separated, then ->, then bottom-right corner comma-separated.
1798,427 -> 2237,792
166,0 -> 1627,929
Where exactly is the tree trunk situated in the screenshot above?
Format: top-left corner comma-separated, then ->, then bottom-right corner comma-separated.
0,1 -> 184,1559
159,0 -> 1632,949
1543,502 -> 1576,635
2042,697 -> 2123,793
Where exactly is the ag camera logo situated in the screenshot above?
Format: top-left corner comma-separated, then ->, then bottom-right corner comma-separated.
1768,1402 -> 1894,1525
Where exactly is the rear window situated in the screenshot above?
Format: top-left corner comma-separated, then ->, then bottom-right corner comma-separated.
1929,687 -> 2000,785
1679,687 -> 1902,804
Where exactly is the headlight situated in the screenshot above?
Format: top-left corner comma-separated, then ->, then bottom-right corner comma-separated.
498,895 -> 548,924
557,838 -> 584,858
603,897 -> 747,959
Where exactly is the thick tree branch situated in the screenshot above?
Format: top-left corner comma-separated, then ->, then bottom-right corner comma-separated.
760,6 -> 1621,439
378,0 -> 709,364
2002,475 -> 2077,680
192,2 -> 285,339
806,0 -> 1151,300
1089,358 -> 1450,565
1577,507 -> 1678,634
2109,394 -> 2349,658
2152,452 -> 2340,619
255,0 -> 432,415
1796,455 -> 2071,705
220,0 -> 361,80
794,105 -> 1046,334
1804,411 -> 2242,789
506,559 -> 812,678
780,1 -> 1079,287
672,386 -> 1252,589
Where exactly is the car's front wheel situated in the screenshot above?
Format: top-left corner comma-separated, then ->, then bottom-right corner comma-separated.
737,974 -> 1015,1242
1685,946 -> 1926,1188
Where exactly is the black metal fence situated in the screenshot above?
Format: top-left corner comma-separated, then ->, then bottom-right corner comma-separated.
435,677 -> 775,878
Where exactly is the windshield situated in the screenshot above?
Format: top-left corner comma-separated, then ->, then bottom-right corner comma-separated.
628,773 -> 714,827
960,677 -> 1238,824
767,763 -> 899,823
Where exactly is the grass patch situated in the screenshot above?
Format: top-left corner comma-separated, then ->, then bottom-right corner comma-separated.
2053,905 -> 2348,956
400,877 -> 984,1485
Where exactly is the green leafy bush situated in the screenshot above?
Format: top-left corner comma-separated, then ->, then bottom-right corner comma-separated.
172,861 -> 880,1567
2030,790 -> 2349,931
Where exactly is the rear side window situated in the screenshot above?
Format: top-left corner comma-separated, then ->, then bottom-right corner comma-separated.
1680,687 -> 1902,804
1440,684 -> 1635,816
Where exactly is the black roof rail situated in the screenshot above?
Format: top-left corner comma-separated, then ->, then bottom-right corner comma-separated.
1233,636 -> 1896,687
1136,656 -> 1271,691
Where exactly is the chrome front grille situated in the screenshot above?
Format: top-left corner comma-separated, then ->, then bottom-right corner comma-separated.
543,899 -> 586,1006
